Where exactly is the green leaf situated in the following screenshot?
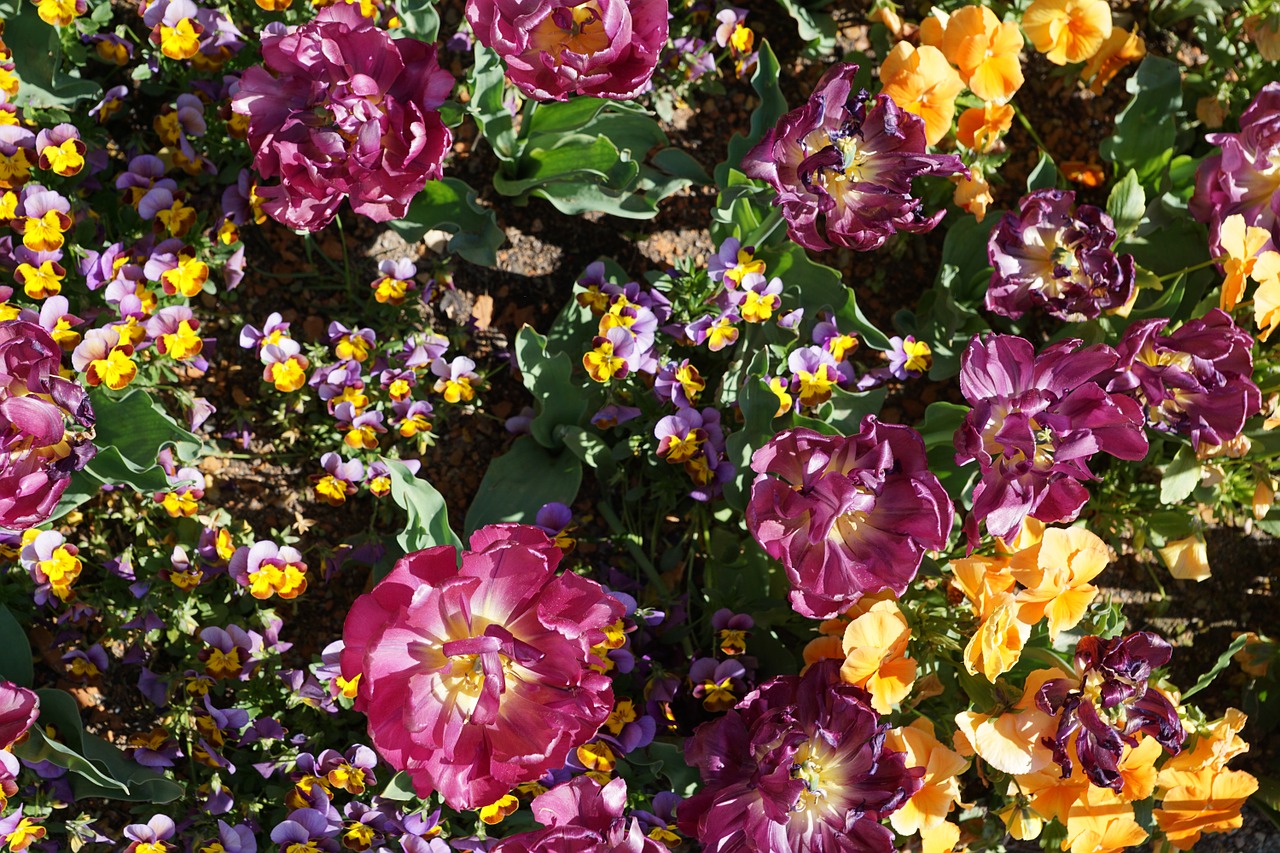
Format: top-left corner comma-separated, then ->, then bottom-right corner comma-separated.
723,351 -> 776,512
1180,633 -> 1251,700
380,771 -> 419,801
769,244 -> 891,350
716,41 -> 786,187
514,325 -> 589,449
389,178 -> 505,267
775,0 -> 837,52
17,727 -> 127,794
560,426 -> 612,472
73,733 -> 183,803
1027,151 -> 1059,192
1100,57 -> 1182,184
1106,170 -> 1146,240
493,134 -> 629,197
15,689 -> 126,794
641,740 -> 702,797
469,46 -> 518,161
1160,445 -> 1202,505
5,1 -> 101,109
83,446 -> 175,492
89,386 -> 203,472
391,0 -> 440,41
386,460 -> 462,556
0,606 -> 32,687
823,387 -> 887,434
464,437 -> 582,535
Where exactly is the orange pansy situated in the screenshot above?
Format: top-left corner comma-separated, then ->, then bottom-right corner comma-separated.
939,5 -> 1025,103
887,719 -> 969,837
1081,26 -> 1146,94
1023,0 -> 1113,65
1009,526 -> 1109,640
840,598 -> 916,713
954,668 -> 1064,776
879,42 -> 964,146
957,102 -> 1014,153
1064,785 -> 1148,853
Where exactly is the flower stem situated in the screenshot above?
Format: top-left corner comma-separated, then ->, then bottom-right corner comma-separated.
1012,103 -> 1052,159
1157,257 -> 1222,282
745,206 -> 785,248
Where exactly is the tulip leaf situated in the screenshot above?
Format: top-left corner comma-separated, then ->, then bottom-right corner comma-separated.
18,727 -> 128,794
1160,445 -> 1202,505
768,243 -> 891,350
1180,633 -> 1251,700
717,40 -> 786,187
464,437 -> 582,535
776,0 -> 837,54
391,178 -> 505,267
73,733 -> 184,803
1027,151 -> 1060,192
1100,56 -> 1181,185
723,351 -> 776,512
1106,169 -> 1147,240
386,460 -> 462,556
515,325 -> 590,450
392,0 -> 439,41
821,387 -> 887,434
0,605 -> 33,687
89,386 -> 204,470
381,771 -> 418,801
469,46 -> 517,161
4,0 -> 101,109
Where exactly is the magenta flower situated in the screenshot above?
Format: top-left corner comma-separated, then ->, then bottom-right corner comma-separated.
742,62 -> 965,252
1037,632 -> 1185,791
955,334 -> 1148,544
746,420 -> 953,620
490,777 -> 666,853
231,4 -> 454,230
465,0 -> 668,102
678,661 -> 921,852
1105,308 -> 1261,449
0,681 -> 38,750
0,320 -> 96,531
1192,81 -> 1280,253
986,189 -> 1136,321
339,524 -> 623,810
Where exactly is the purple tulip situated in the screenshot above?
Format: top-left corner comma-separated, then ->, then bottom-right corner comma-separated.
747,420 -> 953,619
1036,632 -> 1186,791
0,321 -> 96,530
466,0 -> 668,102
0,681 -> 38,750
742,63 -> 966,252
678,661 -> 921,852
986,189 -> 1136,321
231,5 -> 454,230
1192,81 -> 1280,254
1105,308 -> 1261,449
955,334 -> 1148,545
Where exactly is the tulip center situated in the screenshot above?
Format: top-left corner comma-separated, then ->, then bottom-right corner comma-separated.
834,134 -> 873,183
530,2 -> 610,59
790,740 -> 847,816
